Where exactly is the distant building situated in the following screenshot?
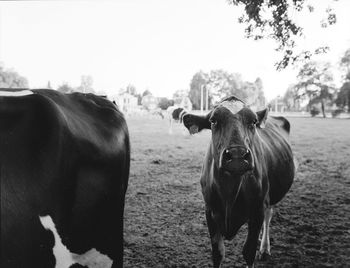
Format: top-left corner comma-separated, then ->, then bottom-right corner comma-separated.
141,94 -> 159,110
268,98 -> 286,113
111,92 -> 138,113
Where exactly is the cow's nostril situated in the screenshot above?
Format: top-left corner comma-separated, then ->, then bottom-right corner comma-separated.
223,149 -> 232,160
243,149 -> 250,160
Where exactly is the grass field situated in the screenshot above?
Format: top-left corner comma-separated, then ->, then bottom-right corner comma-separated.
121,116 -> 350,268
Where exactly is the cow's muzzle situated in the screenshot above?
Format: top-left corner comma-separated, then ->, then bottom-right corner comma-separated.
220,145 -> 253,174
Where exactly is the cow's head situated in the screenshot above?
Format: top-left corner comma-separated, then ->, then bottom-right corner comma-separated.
183,96 -> 268,202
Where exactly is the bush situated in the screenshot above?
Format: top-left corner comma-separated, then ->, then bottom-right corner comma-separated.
310,106 -> 320,117
331,108 -> 344,118
158,98 -> 174,110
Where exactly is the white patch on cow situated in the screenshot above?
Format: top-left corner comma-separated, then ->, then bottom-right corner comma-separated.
39,215 -> 112,268
73,249 -> 113,268
220,101 -> 245,114
179,110 -> 187,122
0,90 -> 33,96
39,215 -> 75,268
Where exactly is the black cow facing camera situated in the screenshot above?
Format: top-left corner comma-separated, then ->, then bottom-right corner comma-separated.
183,95 -> 295,268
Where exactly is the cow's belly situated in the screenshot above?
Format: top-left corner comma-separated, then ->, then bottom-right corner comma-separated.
268,161 -> 295,205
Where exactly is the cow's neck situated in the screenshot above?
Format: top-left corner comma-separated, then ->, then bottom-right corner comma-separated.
210,180 -> 247,239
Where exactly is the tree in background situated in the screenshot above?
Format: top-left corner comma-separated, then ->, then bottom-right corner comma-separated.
335,49 -> 350,112
142,89 -> 152,97
294,61 -> 334,117
228,0 -> 337,69
189,70 -> 241,109
189,71 -> 209,110
189,70 -> 265,109
241,80 -> 266,109
126,84 -> 137,96
96,89 -> 107,96
136,94 -> 142,105
158,97 -> 174,110
173,89 -> 188,105
339,48 -> 350,79
254,78 -> 266,108
208,70 -> 244,102
335,82 -> 350,112
282,84 -> 300,111
77,75 -> 94,93
0,66 -> 28,88
57,83 -> 74,94
125,84 -> 143,105
235,77 -> 266,109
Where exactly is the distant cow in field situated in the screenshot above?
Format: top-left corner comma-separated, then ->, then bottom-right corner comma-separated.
182,96 -> 295,268
0,89 -> 130,268
166,106 -> 187,134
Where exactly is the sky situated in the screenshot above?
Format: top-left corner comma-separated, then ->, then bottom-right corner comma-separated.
0,0 -> 349,101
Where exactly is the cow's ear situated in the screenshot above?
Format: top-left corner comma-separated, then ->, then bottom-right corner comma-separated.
256,108 -> 268,129
183,112 -> 211,134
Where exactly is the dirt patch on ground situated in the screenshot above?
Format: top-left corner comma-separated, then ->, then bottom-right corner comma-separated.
122,117 -> 350,268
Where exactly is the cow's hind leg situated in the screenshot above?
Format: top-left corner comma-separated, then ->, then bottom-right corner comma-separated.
93,194 -> 125,268
259,207 -> 273,261
109,200 -> 125,268
206,209 -> 225,268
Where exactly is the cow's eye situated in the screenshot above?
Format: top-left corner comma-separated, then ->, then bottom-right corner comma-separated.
249,119 -> 257,130
209,118 -> 217,126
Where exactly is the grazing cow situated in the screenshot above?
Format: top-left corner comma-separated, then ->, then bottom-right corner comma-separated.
182,96 -> 295,268
0,89 -> 130,268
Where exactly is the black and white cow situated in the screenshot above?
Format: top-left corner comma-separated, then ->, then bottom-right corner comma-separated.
0,89 -> 130,268
166,106 -> 187,134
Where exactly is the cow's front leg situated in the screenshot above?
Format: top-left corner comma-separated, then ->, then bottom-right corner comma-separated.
206,208 -> 225,268
259,206 -> 273,260
242,209 -> 264,268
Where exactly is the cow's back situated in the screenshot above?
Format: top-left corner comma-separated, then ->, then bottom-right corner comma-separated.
0,89 -> 130,267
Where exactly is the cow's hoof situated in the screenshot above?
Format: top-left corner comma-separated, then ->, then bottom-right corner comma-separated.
258,251 -> 271,261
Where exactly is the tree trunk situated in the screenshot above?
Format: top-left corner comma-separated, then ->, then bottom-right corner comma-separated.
321,99 -> 326,118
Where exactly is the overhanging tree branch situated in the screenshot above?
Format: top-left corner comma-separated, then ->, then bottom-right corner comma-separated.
228,0 -> 337,70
